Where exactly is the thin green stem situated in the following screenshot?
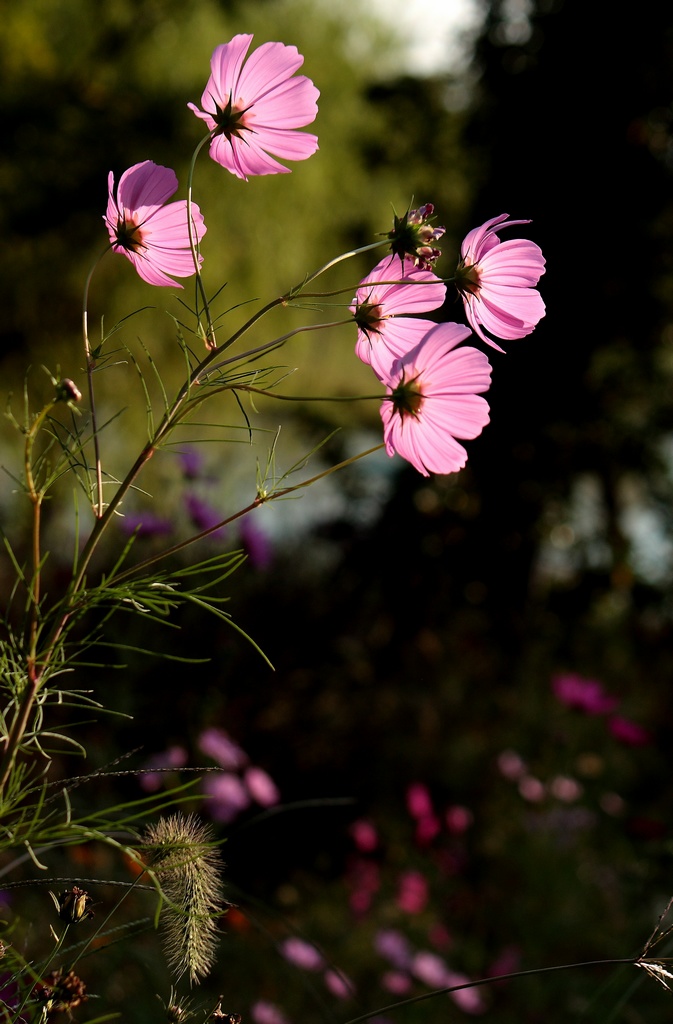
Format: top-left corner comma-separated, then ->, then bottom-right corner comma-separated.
82,249 -> 110,519
342,957 -> 638,1024
186,134 -> 217,349
108,443 -> 386,583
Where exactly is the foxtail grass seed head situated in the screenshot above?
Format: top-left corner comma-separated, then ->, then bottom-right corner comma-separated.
143,814 -> 224,985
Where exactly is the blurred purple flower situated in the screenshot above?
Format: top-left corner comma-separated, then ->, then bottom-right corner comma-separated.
199,727 -> 249,769
119,511 -> 174,538
374,929 -> 413,970
184,493 -> 226,537
239,515 -> 274,570
178,446 -> 204,479
202,771 -> 251,822
279,937 -> 325,971
552,673 -> 618,715
608,715 -> 651,746
244,765 -> 280,806
139,744 -> 188,792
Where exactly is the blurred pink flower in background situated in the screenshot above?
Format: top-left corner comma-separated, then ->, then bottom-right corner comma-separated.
139,744 -> 188,792
396,869 -> 429,914
447,974 -> 486,1015
497,749 -> 527,781
202,771 -> 250,823
189,34 -> 319,180
379,322 -> 492,478
445,805 -> 474,834
411,950 -> 453,987
406,782 -> 434,819
608,715 -> 651,746
324,968 -> 355,999
352,256 -> 446,378
374,928 -> 413,970
199,727 -> 248,769
381,970 -> 412,995
415,814 -> 441,846
279,937 -> 324,971
348,858 -> 380,915
250,1001 -> 290,1024
349,818 -> 379,852
243,765 -> 280,806
454,213 -> 545,352
549,775 -> 583,802
552,673 -> 618,715
518,776 -> 545,803
412,953 -> 486,1013
105,161 -> 206,287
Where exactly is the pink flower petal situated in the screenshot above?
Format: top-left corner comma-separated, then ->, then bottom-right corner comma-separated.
105,160 -> 206,288
379,323 -> 491,477
456,214 -> 545,350
190,35 -> 319,180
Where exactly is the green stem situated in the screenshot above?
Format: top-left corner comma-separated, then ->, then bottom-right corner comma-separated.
186,134 -> 217,349
108,443 -> 386,583
343,957 -> 638,1024
82,250 -> 111,519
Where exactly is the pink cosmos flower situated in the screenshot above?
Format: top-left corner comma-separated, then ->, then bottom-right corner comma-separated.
405,782 -> 434,820
396,869 -> 429,914
552,673 -> 619,715
243,765 -> 280,806
188,35 -> 319,180
348,818 -> 379,853
250,1002 -> 289,1024
379,322 -> 492,477
455,213 -> 545,351
324,968 -> 355,999
105,161 -> 206,287
352,256 -> 446,379
198,727 -> 249,769
202,772 -> 250,823
608,715 -> 651,746
279,937 -> 324,971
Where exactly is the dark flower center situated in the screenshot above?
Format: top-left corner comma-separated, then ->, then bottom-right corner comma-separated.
115,217 -> 144,253
212,93 -> 253,140
391,373 -> 424,419
454,259 -> 481,297
353,299 -> 383,337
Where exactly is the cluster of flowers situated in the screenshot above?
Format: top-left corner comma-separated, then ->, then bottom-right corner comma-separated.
141,726 -> 280,825
103,33 -> 546,480
552,672 -> 651,746
352,208 -> 546,475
